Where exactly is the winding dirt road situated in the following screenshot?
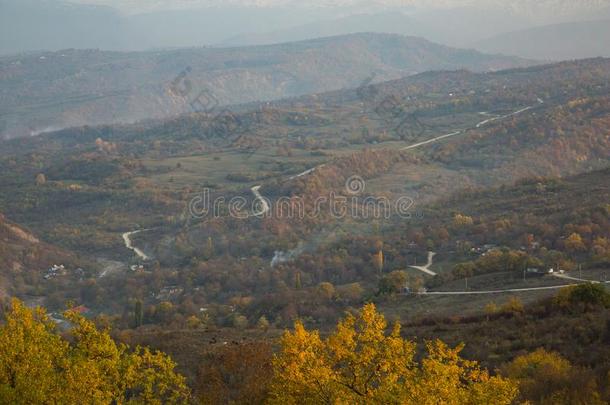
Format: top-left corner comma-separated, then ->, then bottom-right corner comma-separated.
122,230 -> 150,261
286,100 -> 542,182
409,251 -> 437,276
125,99 -> 544,259
401,103 -> 537,151
250,185 -> 271,216
248,103 -> 541,210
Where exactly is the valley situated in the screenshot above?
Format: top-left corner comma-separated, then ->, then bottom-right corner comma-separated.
0,38 -> 609,403
0,57 -> 608,322
2,4 -> 610,403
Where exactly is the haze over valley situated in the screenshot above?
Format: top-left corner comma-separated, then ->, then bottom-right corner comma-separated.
0,1 -> 609,403
0,32 -> 534,139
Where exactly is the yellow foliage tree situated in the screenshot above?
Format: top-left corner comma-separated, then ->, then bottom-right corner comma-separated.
372,250 -> 384,275
269,303 -> 517,404
317,282 -> 336,301
565,232 -> 586,252
501,296 -> 525,315
35,173 -> 47,186
503,348 -> 604,404
453,213 -> 474,228
0,299 -> 190,404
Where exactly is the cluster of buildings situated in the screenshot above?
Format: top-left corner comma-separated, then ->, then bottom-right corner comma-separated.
43,264 -> 67,279
153,285 -> 184,301
470,244 -> 497,256
43,264 -> 84,280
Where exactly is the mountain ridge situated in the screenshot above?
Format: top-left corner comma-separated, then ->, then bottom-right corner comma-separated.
0,32 -> 534,139
476,19 -> 610,60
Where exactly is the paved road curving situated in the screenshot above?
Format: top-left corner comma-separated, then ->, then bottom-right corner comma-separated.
419,277 -> 608,296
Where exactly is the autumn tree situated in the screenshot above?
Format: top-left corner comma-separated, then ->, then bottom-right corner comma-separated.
503,348 -> 604,404
196,342 -> 273,405
372,250 -> 384,275
205,236 -> 214,259
554,283 -> 610,311
484,302 -> 499,321
186,315 -> 202,329
35,173 -> 46,186
453,213 -> 474,228
591,236 -> 610,264
134,299 -> 143,328
565,232 -> 586,252
336,282 -> 364,303
0,299 -> 190,404
453,262 -> 475,279
257,315 -> 270,332
317,282 -> 336,301
269,303 -> 517,404
501,296 -> 524,315
232,314 -> 249,329
378,270 -> 408,295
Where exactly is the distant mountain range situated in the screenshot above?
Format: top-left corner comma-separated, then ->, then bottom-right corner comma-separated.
3,0 -> 610,55
476,19 -> 610,61
221,11 -> 610,62
218,10 -> 532,48
0,0 -> 339,54
0,32 -> 533,139
69,0 -> 610,23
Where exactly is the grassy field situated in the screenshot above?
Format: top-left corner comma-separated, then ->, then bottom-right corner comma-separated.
134,105 -> 488,194
381,268 -> 610,320
137,148 -> 326,191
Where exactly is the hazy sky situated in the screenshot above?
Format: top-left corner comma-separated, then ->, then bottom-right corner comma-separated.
2,0 -> 608,55
69,0 -> 610,17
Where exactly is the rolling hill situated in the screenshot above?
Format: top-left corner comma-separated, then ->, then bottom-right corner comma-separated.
219,10 -> 531,48
0,56 -> 608,334
0,33 -> 534,139
0,212 -> 80,298
476,19 -> 610,60
0,0 -> 330,55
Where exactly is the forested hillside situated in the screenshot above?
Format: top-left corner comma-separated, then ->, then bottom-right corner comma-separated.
476,19 -> 610,60
0,33 -> 533,139
0,51 -> 609,405
0,213 -> 83,299
0,58 -> 608,326
2,2 -> 610,403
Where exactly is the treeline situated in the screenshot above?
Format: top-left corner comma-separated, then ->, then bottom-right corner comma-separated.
16,168 -> 607,332
123,285 -> 610,403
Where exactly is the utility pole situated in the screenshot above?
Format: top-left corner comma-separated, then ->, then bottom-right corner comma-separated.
579,264 -> 582,280
465,277 -> 468,290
